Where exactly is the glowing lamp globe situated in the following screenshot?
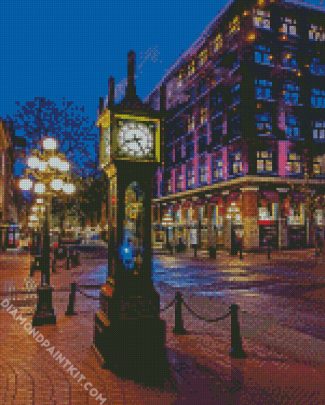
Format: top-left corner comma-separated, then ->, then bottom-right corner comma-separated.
63,183 -> 76,194
36,198 -> 44,204
34,182 -> 46,194
29,215 -> 38,222
27,156 -> 40,169
48,156 -> 61,169
19,178 -> 33,191
50,178 -> 63,191
59,161 -> 70,172
43,137 -> 57,151
38,160 -> 48,171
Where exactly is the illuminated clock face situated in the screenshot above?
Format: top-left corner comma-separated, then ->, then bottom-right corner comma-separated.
118,121 -> 154,159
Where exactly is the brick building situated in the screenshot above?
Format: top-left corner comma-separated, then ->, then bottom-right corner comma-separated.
148,0 -> 325,251
0,120 -> 18,249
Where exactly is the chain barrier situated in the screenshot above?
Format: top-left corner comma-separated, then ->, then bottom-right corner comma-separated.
77,287 -> 100,301
160,298 -> 176,312
168,291 -> 246,358
181,297 -> 231,323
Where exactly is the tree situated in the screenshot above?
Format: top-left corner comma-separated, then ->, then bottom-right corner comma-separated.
78,173 -> 107,228
8,97 -> 98,177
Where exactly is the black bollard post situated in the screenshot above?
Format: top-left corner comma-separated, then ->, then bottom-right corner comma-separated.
267,241 -> 271,260
173,292 -> 187,335
239,245 -> 243,261
66,250 -> 71,270
52,257 -> 56,273
229,304 -> 246,359
76,251 -> 80,266
30,261 -> 35,277
65,282 -> 77,316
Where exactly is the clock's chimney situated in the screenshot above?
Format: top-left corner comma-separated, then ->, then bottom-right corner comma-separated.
108,76 -> 115,107
126,50 -> 136,99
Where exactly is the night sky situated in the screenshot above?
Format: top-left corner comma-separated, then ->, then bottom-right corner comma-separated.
0,0 -> 323,123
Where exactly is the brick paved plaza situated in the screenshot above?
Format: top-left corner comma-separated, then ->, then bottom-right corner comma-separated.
0,248 -> 324,404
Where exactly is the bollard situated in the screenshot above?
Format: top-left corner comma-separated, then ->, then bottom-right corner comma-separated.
173,292 -> 187,335
229,304 -> 246,359
239,246 -> 243,261
30,262 -> 35,277
65,282 -> 77,316
76,251 -> 80,266
52,257 -> 56,273
66,251 -> 71,270
267,244 -> 271,260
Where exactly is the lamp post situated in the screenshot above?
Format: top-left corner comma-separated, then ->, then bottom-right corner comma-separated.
19,137 -> 75,326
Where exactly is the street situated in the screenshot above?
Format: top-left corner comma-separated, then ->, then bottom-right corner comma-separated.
0,247 -> 324,404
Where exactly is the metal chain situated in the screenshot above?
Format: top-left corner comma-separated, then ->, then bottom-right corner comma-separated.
77,288 -> 100,301
160,298 -> 176,312
181,298 -> 231,323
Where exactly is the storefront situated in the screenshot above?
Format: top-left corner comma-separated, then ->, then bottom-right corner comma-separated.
287,200 -> 307,248
258,196 -> 279,248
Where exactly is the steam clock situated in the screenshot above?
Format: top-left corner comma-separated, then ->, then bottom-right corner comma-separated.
94,51 -> 166,380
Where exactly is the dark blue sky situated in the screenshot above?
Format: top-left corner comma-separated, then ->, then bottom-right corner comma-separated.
0,0 -> 322,123
0,0 -> 227,122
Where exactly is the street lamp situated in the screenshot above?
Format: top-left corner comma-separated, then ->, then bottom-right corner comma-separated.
19,136 -> 75,326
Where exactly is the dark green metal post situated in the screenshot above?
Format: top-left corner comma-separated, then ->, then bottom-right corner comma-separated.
173,292 -> 186,335
229,304 -> 246,359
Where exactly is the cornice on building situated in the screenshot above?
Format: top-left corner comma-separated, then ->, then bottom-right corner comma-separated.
153,175 -> 325,203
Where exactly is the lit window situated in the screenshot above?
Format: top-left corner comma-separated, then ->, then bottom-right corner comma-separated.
177,69 -> 185,88
309,24 -> 325,42
253,9 -> 271,30
199,157 -> 208,185
187,60 -> 196,76
313,120 -> 325,141
282,51 -> 298,69
229,16 -> 240,34
255,79 -> 272,100
313,156 -> 322,176
255,45 -> 272,65
167,177 -> 172,194
310,58 -> 325,76
198,49 -> 208,67
200,107 -> 208,125
257,151 -> 273,173
286,153 -> 301,175
176,168 -> 183,192
212,159 -> 223,181
283,82 -> 300,105
214,34 -> 223,52
186,163 -> 195,188
256,112 -> 272,136
311,88 -> 325,108
280,17 -> 297,36
231,83 -> 241,105
229,152 -> 242,176
188,115 -> 195,132
285,115 -> 301,139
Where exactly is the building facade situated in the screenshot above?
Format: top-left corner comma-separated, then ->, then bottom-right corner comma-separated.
148,0 -> 325,251
0,120 -> 18,249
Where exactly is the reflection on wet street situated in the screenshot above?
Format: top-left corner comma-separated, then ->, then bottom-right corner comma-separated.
153,253 -> 325,341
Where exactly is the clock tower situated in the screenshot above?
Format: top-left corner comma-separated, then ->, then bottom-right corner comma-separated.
95,51 -> 167,381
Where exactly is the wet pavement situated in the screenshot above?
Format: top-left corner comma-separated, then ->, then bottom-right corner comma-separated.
153,251 -> 325,342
